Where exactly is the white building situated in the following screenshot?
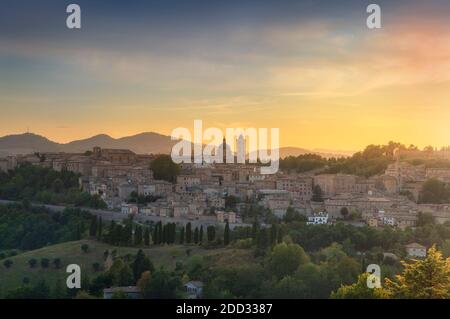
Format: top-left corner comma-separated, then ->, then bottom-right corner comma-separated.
405,243 -> 427,258
383,216 -> 395,226
185,281 -> 204,299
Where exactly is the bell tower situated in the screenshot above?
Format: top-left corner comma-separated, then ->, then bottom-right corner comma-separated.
222,137 -> 227,163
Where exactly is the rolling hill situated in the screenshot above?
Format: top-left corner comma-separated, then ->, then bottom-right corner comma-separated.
0,132 -> 176,155
0,132 -> 354,158
0,239 -> 254,297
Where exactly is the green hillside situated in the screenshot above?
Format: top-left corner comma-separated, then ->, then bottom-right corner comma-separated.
0,239 -> 251,297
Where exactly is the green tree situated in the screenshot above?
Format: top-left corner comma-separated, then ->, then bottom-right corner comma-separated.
256,228 -> 270,252
98,216 -> 103,238
153,224 -> 159,245
199,225 -> 204,244
108,221 -> 117,244
109,259 -> 134,286
207,226 -> 216,242
89,216 -> 98,237
132,249 -> 155,281
194,227 -> 199,244
92,262 -> 101,272
419,179 -> 450,204
142,268 -> 182,299
179,226 -> 185,245
40,258 -> 50,268
225,195 -> 237,210
158,223 -> 163,244
75,223 -> 81,240
135,226 -> 143,246
269,223 -> 278,245
28,258 -> 37,268
268,275 -> 305,299
3,259 -> 13,269
186,255 -> 205,279
51,178 -> 64,194
52,258 -> 62,269
168,223 -> 176,244
186,223 -> 192,244
162,224 -> 167,244
267,243 -> 310,279
334,255 -> 361,285
283,207 -> 304,223
224,221 -> 230,246
312,185 -> 324,202
81,244 -> 89,253
111,290 -> 129,299
137,270 -> 151,292
385,246 -> 450,298
331,273 -> 388,299
52,278 -> 67,299
340,207 -> 349,219
441,239 -> 450,258
122,220 -> 133,246
416,212 -> 435,226
144,227 -> 150,246
33,280 -> 51,298
150,155 -> 180,183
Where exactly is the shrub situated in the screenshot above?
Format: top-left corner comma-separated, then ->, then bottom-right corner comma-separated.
40,258 -> 50,268
81,244 -> 89,253
28,258 -> 38,268
3,259 -> 13,269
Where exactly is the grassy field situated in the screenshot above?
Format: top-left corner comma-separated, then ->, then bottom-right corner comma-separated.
0,239 -> 254,297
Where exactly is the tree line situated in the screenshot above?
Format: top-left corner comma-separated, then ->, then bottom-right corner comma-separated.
0,163 -> 106,208
93,216 -> 229,248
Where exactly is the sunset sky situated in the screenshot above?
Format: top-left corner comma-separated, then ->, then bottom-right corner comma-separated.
0,0 -> 449,151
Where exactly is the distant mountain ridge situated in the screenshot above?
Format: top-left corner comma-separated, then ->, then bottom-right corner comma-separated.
0,132 -> 354,158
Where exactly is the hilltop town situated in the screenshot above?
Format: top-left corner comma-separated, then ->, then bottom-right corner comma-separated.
1,142 -> 449,230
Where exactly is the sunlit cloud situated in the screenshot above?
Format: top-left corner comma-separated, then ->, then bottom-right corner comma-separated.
0,0 -> 449,149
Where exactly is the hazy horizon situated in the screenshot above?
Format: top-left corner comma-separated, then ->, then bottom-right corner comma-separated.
1,130 -> 449,155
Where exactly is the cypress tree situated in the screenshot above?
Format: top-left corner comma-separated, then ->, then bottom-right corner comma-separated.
170,223 -> 176,244
179,227 -> 185,244
115,225 -> 123,246
277,227 -> 283,244
76,223 -> 81,240
207,226 -> 216,242
224,221 -> 230,246
98,216 -> 103,239
108,221 -> 116,244
123,222 -> 133,246
194,227 -> 199,244
251,221 -> 258,241
132,249 -> 154,282
186,222 -> 192,244
80,221 -> 86,238
144,227 -> 150,246
162,224 -> 167,244
157,222 -> 162,245
256,228 -> 269,251
153,226 -> 158,245
167,223 -> 172,244
89,216 -> 98,237
135,226 -> 143,246
199,225 -> 204,244
270,223 -> 277,246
